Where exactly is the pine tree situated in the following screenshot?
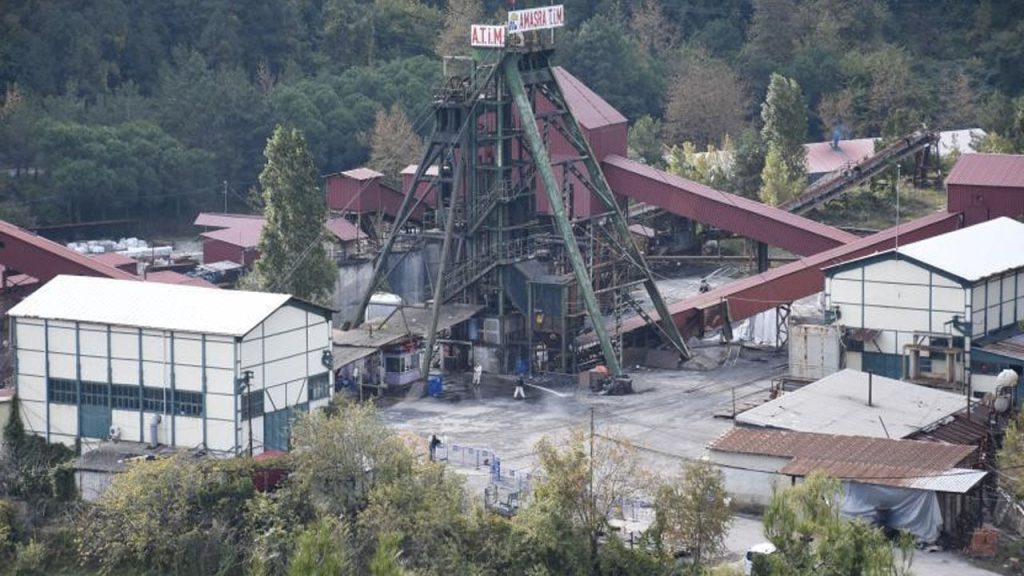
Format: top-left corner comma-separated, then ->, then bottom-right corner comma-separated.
252,125 -> 336,303
761,73 -> 808,179
367,105 -> 423,183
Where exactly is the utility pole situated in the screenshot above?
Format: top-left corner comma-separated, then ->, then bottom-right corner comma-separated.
589,406 -> 596,574
223,180 -> 229,214
895,164 -> 901,252
240,369 -> 254,456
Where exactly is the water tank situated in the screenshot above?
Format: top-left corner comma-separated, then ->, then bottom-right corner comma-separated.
365,292 -> 403,323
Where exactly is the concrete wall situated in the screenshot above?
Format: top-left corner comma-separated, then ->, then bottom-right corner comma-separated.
708,450 -> 794,508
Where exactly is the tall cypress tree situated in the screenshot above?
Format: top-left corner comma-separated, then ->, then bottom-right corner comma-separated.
252,125 -> 336,303
761,73 -> 808,178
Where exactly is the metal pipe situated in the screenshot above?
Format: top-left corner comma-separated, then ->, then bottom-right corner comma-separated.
868,372 -> 873,407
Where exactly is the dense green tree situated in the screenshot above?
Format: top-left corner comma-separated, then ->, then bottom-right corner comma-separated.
627,115 -> 665,167
730,128 -> 767,200
289,401 -> 412,517
558,11 -> 664,121
74,456 -> 256,574
761,73 -> 808,179
653,460 -> 732,569
760,147 -> 803,206
663,50 -> 749,148
288,516 -> 356,576
252,125 -> 337,302
762,472 -> 914,576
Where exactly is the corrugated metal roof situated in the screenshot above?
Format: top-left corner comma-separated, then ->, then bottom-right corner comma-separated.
805,138 -> 877,175
400,164 -> 439,176
325,217 -> 364,242
144,270 -> 217,289
977,333 -> 1024,363
341,167 -> 384,181
904,468 -> 987,493
0,220 -> 138,281
193,212 -> 264,228
552,67 -> 627,130
736,369 -> 970,438
8,275 -> 294,336
710,427 -> 982,492
87,252 -> 137,268
896,216 -> 1024,283
201,224 -> 263,249
946,153 -> 1024,188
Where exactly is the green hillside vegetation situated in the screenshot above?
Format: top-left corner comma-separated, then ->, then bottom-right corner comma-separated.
0,0 -> 1023,230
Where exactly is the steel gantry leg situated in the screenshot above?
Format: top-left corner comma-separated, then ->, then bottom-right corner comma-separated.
538,79 -> 690,361
504,56 -> 624,377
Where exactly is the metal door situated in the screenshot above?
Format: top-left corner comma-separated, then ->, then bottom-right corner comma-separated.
862,352 -> 903,380
79,382 -> 112,439
263,403 -> 309,452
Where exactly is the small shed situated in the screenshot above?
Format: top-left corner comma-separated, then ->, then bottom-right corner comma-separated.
709,427 -> 985,542
946,153 -> 1024,225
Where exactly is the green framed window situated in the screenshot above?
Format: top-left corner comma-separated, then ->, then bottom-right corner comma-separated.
80,382 -> 109,407
47,378 -> 78,405
174,390 -> 204,417
111,385 -> 140,410
308,373 -> 330,402
143,387 -> 166,413
240,389 -> 264,420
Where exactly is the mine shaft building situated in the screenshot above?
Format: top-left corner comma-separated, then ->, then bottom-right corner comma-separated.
9,275 -> 334,454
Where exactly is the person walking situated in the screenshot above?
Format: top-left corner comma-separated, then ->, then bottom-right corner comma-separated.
513,375 -> 526,399
473,363 -> 483,390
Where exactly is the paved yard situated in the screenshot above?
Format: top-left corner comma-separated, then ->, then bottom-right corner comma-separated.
378,345 -> 998,575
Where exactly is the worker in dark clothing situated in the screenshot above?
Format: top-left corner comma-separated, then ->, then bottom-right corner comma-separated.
699,278 -> 710,293
429,434 -> 441,461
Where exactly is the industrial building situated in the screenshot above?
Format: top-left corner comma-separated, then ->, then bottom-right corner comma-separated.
8,275 -> 333,454
824,217 -> 1024,395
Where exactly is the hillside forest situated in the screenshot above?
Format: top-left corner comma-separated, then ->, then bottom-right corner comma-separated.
1,0 -> 1024,230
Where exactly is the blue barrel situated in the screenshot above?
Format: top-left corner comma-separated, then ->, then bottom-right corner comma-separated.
427,373 -> 444,398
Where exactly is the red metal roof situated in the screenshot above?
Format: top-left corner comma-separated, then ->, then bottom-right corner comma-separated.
805,138 -> 876,175
589,211 -> 960,344
946,153 -> 1024,188
87,252 -> 137,268
0,219 -> 138,283
325,217 -> 364,242
710,427 -> 976,489
200,221 -> 264,249
552,67 -> 627,131
603,155 -> 858,256
145,270 -> 217,289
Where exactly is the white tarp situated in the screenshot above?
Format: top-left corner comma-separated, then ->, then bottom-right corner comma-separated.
840,482 -> 942,543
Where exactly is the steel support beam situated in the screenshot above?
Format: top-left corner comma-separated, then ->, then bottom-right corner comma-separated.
539,84 -> 690,360
504,56 -> 623,377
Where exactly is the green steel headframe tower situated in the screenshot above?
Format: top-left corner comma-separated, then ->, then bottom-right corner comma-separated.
351,37 -> 689,379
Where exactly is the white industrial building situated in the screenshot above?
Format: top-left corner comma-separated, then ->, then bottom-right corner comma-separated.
824,217 -> 1024,395
8,275 -> 334,455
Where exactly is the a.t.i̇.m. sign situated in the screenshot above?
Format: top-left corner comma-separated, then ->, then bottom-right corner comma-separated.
470,4 -> 565,48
